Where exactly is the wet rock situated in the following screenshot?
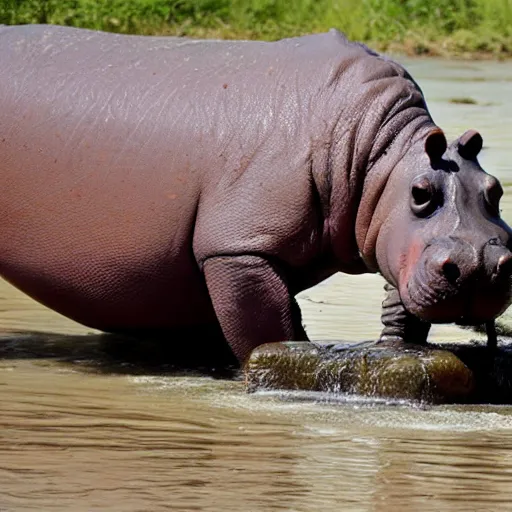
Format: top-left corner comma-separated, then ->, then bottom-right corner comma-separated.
245,341 -> 476,404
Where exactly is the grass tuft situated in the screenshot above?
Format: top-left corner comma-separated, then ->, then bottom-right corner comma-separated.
449,97 -> 478,104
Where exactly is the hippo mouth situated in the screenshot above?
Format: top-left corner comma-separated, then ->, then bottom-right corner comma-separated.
403,267 -> 463,323
398,235 -> 512,325
403,268 -> 512,325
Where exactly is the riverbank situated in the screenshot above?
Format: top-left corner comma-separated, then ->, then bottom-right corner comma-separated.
1,0 -> 512,59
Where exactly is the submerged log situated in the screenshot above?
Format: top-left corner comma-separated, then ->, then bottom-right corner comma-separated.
244,340 -> 512,404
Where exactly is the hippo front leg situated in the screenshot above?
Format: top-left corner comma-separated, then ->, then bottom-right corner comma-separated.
203,255 -> 308,363
379,283 -> 431,344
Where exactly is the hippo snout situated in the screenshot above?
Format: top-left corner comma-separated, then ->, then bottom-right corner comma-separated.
403,236 -> 512,324
427,236 -> 512,285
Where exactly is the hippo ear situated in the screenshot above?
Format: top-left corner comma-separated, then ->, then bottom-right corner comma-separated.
424,128 -> 447,164
458,129 -> 483,160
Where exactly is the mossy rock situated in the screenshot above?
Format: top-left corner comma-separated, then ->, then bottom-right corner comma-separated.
245,341 -> 479,404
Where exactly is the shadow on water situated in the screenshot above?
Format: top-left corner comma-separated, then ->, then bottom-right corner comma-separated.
0,328 -> 241,379
4,327 -> 512,404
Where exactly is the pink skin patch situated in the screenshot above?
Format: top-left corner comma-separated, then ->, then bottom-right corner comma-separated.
397,236 -> 424,304
396,239 -> 464,321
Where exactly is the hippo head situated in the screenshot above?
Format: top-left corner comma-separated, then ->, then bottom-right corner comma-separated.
370,128 -> 512,326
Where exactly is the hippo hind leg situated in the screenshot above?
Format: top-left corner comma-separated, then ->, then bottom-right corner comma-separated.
379,283 -> 431,344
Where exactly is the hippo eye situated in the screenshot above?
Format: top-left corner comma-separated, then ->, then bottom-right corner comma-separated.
485,181 -> 503,217
410,178 -> 438,217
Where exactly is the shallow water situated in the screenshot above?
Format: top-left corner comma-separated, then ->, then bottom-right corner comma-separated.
2,57 -> 512,511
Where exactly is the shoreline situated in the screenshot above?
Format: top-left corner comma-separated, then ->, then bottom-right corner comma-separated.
120,25 -> 512,61
3,0 -> 512,61
2,23 -> 511,61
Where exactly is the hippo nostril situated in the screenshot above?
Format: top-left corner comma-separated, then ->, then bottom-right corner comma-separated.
442,261 -> 461,284
497,253 -> 512,276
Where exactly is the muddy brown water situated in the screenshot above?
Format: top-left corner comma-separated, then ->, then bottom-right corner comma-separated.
3,58 -> 512,511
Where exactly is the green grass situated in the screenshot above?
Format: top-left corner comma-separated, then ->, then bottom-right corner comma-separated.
1,0 -> 512,57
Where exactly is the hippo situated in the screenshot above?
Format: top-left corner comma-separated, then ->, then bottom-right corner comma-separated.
1,24 -> 511,365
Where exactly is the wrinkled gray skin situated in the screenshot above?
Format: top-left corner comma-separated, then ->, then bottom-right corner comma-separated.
1,25 -> 511,365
